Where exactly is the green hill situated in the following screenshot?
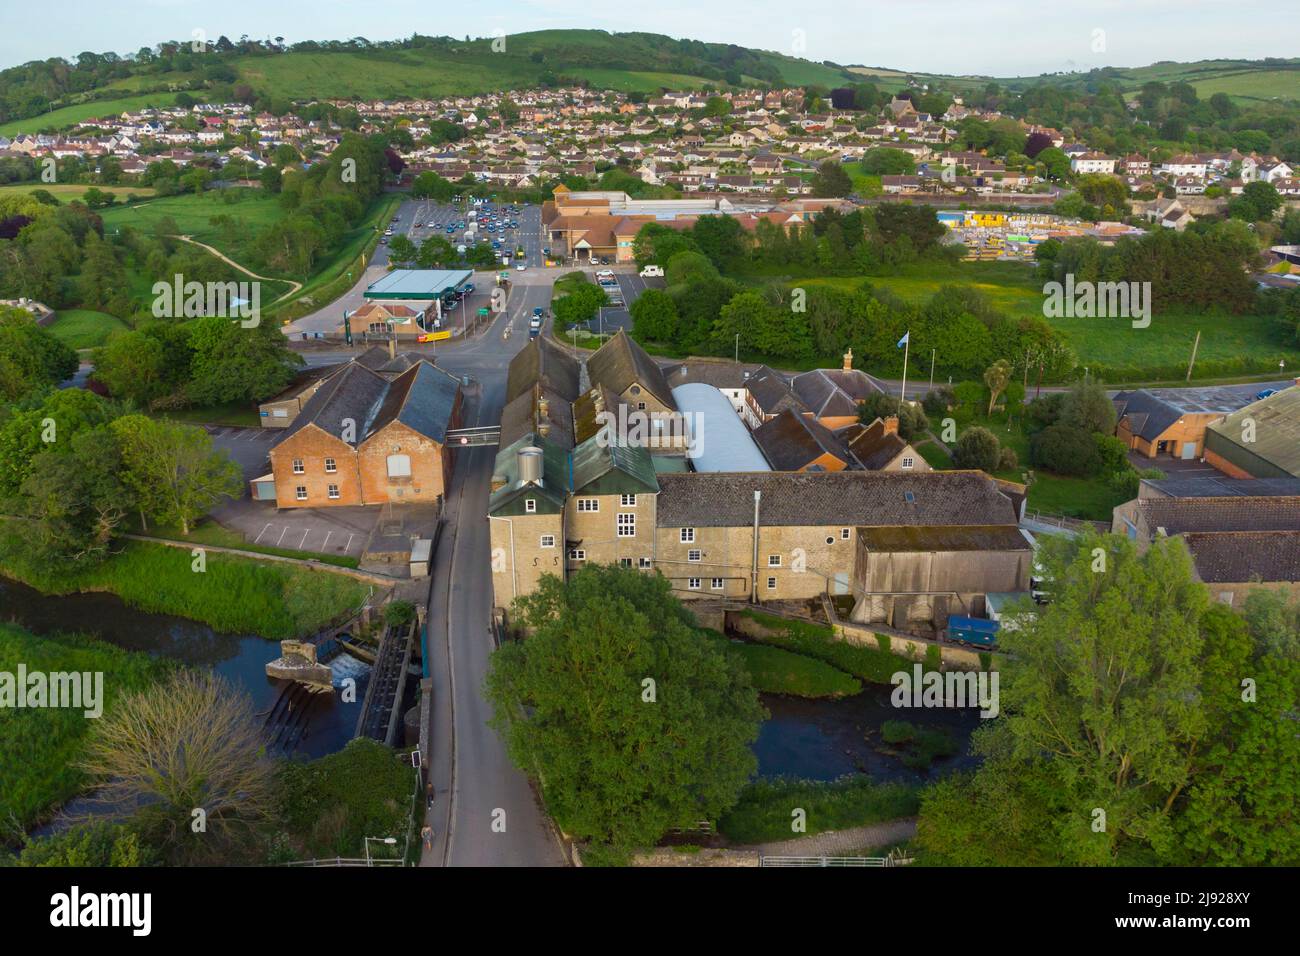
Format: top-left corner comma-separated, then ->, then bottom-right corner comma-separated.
0,29 -> 857,133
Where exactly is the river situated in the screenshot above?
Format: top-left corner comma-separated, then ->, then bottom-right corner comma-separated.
1,576 -> 368,760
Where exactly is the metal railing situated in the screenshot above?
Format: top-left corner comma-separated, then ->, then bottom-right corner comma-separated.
283,857 -> 405,867
760,855 -> 913,868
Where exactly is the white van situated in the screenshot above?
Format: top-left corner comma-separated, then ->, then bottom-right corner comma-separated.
639,264 -> 664,278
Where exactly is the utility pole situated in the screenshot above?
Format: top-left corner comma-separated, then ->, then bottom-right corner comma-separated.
928,348 -> 936,394
1186,330 -> 1201,382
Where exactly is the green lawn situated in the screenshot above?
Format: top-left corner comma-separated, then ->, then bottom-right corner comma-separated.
153,400 -> 263,428
0,92 -> 178,136
790,260 -> 1300,382
100,189 -> 289,266
723,640 -> 862,698
46,309 -> 129,350
0,531 -> 368,640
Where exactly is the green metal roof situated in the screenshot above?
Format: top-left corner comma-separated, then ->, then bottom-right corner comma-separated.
1205,386 -> 1300,478
570,434 -> 660,497
488,432 -> 570,516
364,269 -> 473,300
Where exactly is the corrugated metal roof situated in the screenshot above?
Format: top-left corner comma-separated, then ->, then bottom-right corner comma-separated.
671,383 -> 769,473
1206,386 -> 1300,476
363,269 -> 473,299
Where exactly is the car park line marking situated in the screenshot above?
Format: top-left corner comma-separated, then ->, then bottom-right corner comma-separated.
321,530 -> 332,552
299,529 -> 310,549
277,526 -> 289,546
345,533 -> 355,552
253,523 -> 271,544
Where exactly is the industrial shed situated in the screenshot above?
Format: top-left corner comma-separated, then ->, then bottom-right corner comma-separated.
670,383 -> 770,472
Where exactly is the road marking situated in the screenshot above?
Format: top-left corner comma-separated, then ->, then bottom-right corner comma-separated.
345,533 -> 355,553
299,529 -> 310,549
277,526 -> 289,546
253,523 -> 271,544
321,530 -> 332,552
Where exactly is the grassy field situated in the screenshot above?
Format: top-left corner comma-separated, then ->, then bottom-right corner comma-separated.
0,623 -> 172,828
46,309 -> 129,350
792,261 -> 1300,380
723,640 -> 862,698
0,92 -> 178,136
718,776 -> 921,845
0,183 -> 155,199
0,532 -> 369,639
100,189 -> 287,262
738,610 -> 933,685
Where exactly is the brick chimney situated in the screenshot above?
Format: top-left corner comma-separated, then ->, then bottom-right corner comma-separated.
842,347 -> 853,371
883,415 -> 899,435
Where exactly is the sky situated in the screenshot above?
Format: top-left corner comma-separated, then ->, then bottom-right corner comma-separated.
3,0 -> 1299,77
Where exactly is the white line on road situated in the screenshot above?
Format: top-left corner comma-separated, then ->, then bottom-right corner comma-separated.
321,530 -> 332,552
276,526 -> 289,546
253,523 -> 271,544
345,533 -> 354,553
299,529 -> 310,549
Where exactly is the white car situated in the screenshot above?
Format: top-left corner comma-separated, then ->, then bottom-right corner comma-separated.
516,263 -> 526,271
639,264 -> 664,278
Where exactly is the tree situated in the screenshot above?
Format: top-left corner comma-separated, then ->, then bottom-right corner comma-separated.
485,565 -> 764,860
1031,423 -> 1101,476
810,160 -> 852,198
629,288 -> 678,343
857,393 -> 929,439
952,426 -> 1002,472
111,415 -> 242,534
860,148 -> 915,175
983,359 -> 1012,416
1060,378 -> 1116,434
917,534 -> 1218,865
77,671 -> 274,864
93,330 -> 170,407
552,282 -> 608,330
20,428 -> 132,561
186,316 -> 301,406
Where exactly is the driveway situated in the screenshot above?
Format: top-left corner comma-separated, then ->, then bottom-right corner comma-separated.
209,496 -> 378,559
205,424 -> 278,479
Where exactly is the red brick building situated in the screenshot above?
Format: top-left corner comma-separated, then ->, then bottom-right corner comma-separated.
266,356 -> 463,509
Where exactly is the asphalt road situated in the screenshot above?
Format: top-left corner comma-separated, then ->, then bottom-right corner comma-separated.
416,276 -> 568,867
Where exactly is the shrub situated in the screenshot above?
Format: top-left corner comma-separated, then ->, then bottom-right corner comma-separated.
922,386 -> 955,417
953,426 -> 1002,472
997,446 -> 1019,471
881,720 -> 917,744
1031,423 -> 1101,476
1094,433 -> 1131,474
952,380 -> 986,413
384,600 -> 417,627
1025,392 -> 1064,430
858,393 -> 929,439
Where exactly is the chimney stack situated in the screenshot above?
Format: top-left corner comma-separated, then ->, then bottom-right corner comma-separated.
843,348 -> 853,371
388,333 -> 396,361
883,415 -> 899,435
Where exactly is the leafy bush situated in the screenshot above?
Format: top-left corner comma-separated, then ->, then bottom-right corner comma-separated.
881,720 -> 917,744
953,426 -> 1002,472
1031,424 -> 1101,476
998,446 -> 1019,471
922,385 -> 955,417
858,393 -> 929,439
717,776 -> 921,844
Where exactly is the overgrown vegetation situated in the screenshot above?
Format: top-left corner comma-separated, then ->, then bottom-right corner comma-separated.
718,776 -> 920,845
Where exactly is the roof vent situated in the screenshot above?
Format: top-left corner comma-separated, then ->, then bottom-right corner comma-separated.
904,491 -> 916,504
518,446 -> 544,485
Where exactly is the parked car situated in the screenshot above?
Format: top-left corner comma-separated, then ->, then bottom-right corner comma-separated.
516,263 -> 526,271
1256,388 -> 1279,400
640,264 -> 664,278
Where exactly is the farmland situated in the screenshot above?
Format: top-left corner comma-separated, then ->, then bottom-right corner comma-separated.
0,91 -> 178,136
0,183 -> 155,199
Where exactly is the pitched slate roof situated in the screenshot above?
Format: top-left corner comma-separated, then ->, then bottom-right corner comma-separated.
753,409 -> 851,471
841,417 -> 909,470
370,361 -> 461,444
271,362 -> 390,446
1112,390 -> 1183,441
655,471 -> 1019,528
500,382 -> 576,450
505,335 -> 582,405
587,329 -> 676,409
744,365 -> 808,417
1182,531 -> 1300,583
791,368 -> 881,418
1136,496 -> 1300,534
1141,476 -> 1300,498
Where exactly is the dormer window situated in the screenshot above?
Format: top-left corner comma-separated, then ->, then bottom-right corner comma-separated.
525,498 -> 536,513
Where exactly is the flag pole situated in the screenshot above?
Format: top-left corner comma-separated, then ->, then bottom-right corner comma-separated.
898,331 -> 910,413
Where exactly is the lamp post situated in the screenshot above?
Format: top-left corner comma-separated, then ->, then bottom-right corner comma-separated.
735,332 -> 740,364
364,836 -> 397,866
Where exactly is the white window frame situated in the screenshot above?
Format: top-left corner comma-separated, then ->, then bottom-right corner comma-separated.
327,484 -> 340,500
540,534 -> 556,548
711,578 -> 724,591
841,528 -> 850,540
620,493 -> 637,507
568,548 -> 586,561
295,485 -> 307,501
325,458 -> 337,473
577,498 -> 599,512
639,557 -> 652,569
767,576 -> 777,590
292,459 -> 304,474
617,513 -> 635,537
525,498 -> 536,513
768,554 -> 781,567
687,577 -> 701,590
688,549 -> 701,562
680,527 -> 695,543
901,456 -> 914,470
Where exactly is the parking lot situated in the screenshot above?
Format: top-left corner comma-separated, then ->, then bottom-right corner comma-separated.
577,268 -> 666,335
402,199 -> 546,270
